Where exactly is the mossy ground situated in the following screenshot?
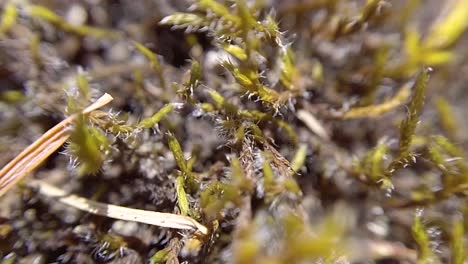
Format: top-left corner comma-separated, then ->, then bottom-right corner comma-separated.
1,0 -> 468,263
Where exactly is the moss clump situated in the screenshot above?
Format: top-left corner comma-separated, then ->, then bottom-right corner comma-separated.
1,0 -> 468,263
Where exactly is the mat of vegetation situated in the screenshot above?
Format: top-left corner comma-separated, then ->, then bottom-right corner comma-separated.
1,0 -> 468,263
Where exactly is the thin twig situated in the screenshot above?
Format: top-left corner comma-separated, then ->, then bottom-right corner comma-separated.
29,180 -> 208,235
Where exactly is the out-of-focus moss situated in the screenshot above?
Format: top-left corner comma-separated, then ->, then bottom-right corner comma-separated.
412,212 -> 440,264
26,4 -> 118,38
0,2 -> 16,36
451,217 -> 465,264
435,96 -> 458,138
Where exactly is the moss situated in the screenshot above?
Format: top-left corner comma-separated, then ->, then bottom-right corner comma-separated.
412,212 -> 440,264
387,68 -> 430,175
2,0 -> 468,263
68,115 -> 110,175
451,217 -> 465,264
133,41 -> 166,89
435,96 -> 458,138
0,2 -> 16,36
26,4 -> 118,38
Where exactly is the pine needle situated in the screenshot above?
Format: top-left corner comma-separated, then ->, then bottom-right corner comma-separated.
0,94 -> 113,197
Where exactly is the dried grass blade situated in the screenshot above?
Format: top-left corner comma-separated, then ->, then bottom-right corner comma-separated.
0,94 -> 113,197
297,110 -> 329,140
30,180 -> 208,235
